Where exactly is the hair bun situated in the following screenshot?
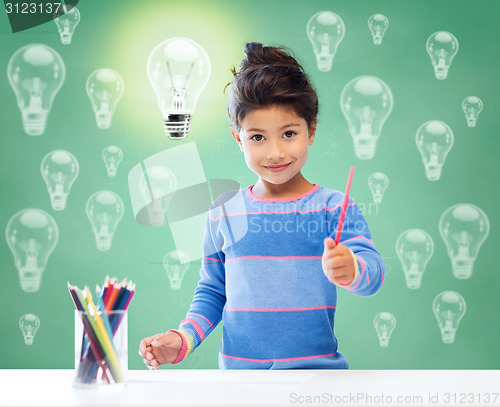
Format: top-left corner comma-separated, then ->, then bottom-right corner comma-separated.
243,42 -> 300,70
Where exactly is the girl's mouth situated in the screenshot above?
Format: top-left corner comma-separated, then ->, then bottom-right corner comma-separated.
265,163 -> 291,172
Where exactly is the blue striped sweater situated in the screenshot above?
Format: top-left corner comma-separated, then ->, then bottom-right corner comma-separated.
170,184 -> 385,369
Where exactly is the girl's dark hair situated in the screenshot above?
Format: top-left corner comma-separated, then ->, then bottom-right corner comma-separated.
226,42 -> 319,131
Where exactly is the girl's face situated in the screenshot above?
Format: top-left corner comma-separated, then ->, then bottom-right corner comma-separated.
231,104 -> 316,189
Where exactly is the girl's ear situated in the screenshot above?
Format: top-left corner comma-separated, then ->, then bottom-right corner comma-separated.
231,126 -> 243,151
308,119 -> 317,145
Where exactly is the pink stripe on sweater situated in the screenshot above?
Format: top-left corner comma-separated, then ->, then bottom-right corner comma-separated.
342,235 -> 374,243
168,329 -> 188,364
359,258 -> 369,284
209,202 -> 357,222
247,184 -> 320,202
220,352 -> 336,363
180,318 -> 205,341
350,257 -> 366,290
188,312 -> 214,328
226,255 -> 322,262
203,256 -> 222,262
224,305 -> 336,312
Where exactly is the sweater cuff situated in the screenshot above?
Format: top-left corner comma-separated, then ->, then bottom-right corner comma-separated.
336,249 -> 360,289
168,329 -> 188,364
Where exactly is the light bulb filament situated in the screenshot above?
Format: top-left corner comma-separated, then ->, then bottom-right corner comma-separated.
31,77 -> 42,96
27,239 -> 37,256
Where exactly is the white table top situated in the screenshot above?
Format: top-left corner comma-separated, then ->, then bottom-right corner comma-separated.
1,369 -> 499,406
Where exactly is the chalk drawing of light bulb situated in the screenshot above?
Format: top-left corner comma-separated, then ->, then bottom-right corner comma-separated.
86,191 -> 124,251
102,146 -> 123,177
426,31 -> 458,80
415,120 -> 453,181
7,44 -> 65,136
41,150 -> 79,211
439,203 -> 489,279
368,14 -> 389,45
19,313 -> 40,345
340,76 -> 393,160
6,209 -> 58,292
147,37 -> 211,139
54,5 -> 80,45
368,172 -> 389,204
307,11 -> 345,72
462,96 -> 483,128
86,68 -> 124,129
433,291 -> 466,344
138,165 -> 178,227
396,229 -> 434,289
374,312 -> 396,347
163,249 -> 190,290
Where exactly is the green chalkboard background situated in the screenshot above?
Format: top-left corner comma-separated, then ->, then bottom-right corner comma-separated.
1,0 -> 499,371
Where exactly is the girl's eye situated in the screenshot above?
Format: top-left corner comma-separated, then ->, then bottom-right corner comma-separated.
251,134 -> 264,141
283,131 -> 296,138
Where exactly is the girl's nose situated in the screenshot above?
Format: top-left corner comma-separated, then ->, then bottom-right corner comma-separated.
266,140 -> 286,160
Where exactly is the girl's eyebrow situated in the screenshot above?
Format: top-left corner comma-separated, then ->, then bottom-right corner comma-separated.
280,123 -> 300,130
246,123 -> 300,133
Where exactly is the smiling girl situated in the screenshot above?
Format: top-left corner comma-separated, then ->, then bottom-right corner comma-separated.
139,43 -> 385,370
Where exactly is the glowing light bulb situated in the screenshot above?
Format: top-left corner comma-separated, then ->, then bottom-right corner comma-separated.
306,11 -> 345,72
462,96 -> 483,128
374,312 -> 396,347
396,229 -> 434,289
138,165 -> 178,227
102,145 -> 123,177
163,249 -> 190,290
426,31 -> 459,80
147,37 -> 211,139
54,5 -> 80,45
19,313 -> 40,345
368,172 -> 389,204
86,191 -> 124,251
41,150 -> 79,210
439,203 -> 489,279
5,209 -> 59,292
7,44 -> 65,136
86,68 -> 124,129
340,76 -> 393,159
433,291 -> 466,344
368,14 -> 389,45
415,120 -> 453,181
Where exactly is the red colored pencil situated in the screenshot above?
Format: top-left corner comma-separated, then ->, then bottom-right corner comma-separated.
103,277 -> 116,306
105,280 -> 125,311
334,166 -> 356,245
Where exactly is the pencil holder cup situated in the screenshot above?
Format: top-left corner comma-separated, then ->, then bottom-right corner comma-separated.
74,310 -> 128,387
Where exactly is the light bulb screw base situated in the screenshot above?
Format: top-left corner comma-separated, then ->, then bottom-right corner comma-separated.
163,113 -> 191,139
22,111 -> 48,136
467,118 -> 477,128
451,262 -> 474,279
315,55 -> 334,72
424,166 -> 442,181
96,113 -> 112,129
434,66 -> 449,80
19,273 -> 42,293
353,143 -> 376,160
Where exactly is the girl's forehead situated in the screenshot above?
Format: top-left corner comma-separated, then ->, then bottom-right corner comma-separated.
241,105 -> 305,130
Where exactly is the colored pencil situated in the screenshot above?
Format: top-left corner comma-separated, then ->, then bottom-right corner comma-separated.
334,166 -> 356,245
68,277 -> 135,384
68,283 -> 111,383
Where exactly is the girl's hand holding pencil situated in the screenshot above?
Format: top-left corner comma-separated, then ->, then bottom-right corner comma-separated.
322,238 -> 357,286
138,331 -> 183,370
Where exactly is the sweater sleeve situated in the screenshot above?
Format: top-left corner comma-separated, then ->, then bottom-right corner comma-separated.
329,196 -> 385,298
171,209 -> 226,364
